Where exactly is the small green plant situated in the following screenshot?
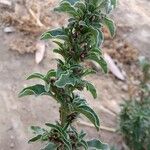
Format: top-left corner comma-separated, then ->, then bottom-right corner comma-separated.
19,0 -> 116,149
119,57 -> 150,150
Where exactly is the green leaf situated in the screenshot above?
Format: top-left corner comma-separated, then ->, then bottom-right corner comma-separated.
81,25 -> 103,47
66,0 -> 80,5
87,139 -> 110,150
77,105 -> 100,131
19,84 -> 51,97
42,142 -> 58,150
45,123 -> 64,134
89,26 -> 101,47
45,123 -> 72,149
41,28 -> 67,40
97,29 -> 104,46
45,69 -> 56,80
74,2 -> 86,17
89,0 -> 103,7
82,69 -> 96,77
91,48 -> 102,55
55,71 -> 76,88
87,53 -> 108,73
79,130 -> 86,139
53,40 -> 64,49
79,21 -> 88,27
80,140 -> 88,150
27,73 -> 45,80
97,0 -> 112,14
53,48 -> 64,57
30,126 -> 46,135
111,0 -> 117,8
28,135 -> 42,143
73,98 -> 100,130
54,1 -> 77,17
104,17 -> 116,37
28,126 -> 46,143
45,83 -> 50,92
86,82 -> 97,99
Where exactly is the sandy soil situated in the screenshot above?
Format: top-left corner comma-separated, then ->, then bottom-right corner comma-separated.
113,0 -> 150,58
0,0 -> 150,150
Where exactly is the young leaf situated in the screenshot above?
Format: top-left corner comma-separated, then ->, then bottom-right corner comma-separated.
53,40 -> 64,49
87,53 -> 108,73
97,29 -> 104,46
80,25 -> 101,47
28,135 -> 42,143
54,1 -> 77,17
45,123 -> 64,134
86,82 -> 97,99
45,123 -> 68,141
44,83 -> 50,92
66,0 -> 80,5
53,48 -> 65,58
111,0 -> 117,8
82,69 -> 96,77
89,26 -> 101,47
97,0 -> 112,14
78,130 -> 86,139
19,84 -> 51,97
87,139 -> 110,150
74,2 -> 86,17
104,17 -> 116,37
45,123 -> 72,149
89,0 -> 102,7
28,126 -> 47,143
79,140 -> 88,150
42,142 -> 58,150
77,105 -> 100,131
41,28 -> 67,40
55,71 -> 76,88
27,73 -> 45,80
73,98 -> 100,130
45,69 -> 56,80
91,48 -> 102,55
30,126 -> 46,135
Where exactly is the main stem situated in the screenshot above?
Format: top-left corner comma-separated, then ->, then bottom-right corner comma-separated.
60,101 -> 70,127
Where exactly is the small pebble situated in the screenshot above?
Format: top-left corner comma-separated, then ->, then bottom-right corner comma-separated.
121,85 -> 128,92
4,26 -> 15,33
10,143 -> 15,149
0,0 -> 12,7
10,135 -> 14,140
121,94 -> 126,99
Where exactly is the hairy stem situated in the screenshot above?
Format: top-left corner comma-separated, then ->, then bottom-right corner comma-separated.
60,104 -> 69,127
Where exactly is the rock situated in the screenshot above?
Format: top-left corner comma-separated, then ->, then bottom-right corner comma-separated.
121,94 -> 126,99
121,84 -> 128,92
4,27 -> 16,33
35,41 -> 46,64
0,0 -> 12,7
10,143 -> 15,149
10,135 -> 14,140
104,53 -> 125,81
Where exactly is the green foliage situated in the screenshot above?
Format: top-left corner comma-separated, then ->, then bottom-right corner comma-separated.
71,96 -> 100,130
85,82 -> 97,99
19,0 -> 116,149
119,58 -> 150,150
87,139 -> 109,150
19,84 -> 51,97
104,17 -> 116,37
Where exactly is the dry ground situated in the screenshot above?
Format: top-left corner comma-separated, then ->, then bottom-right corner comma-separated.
0,0 -> 150,150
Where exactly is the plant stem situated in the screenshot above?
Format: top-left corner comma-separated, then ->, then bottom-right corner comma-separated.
60,104 -> 69,127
